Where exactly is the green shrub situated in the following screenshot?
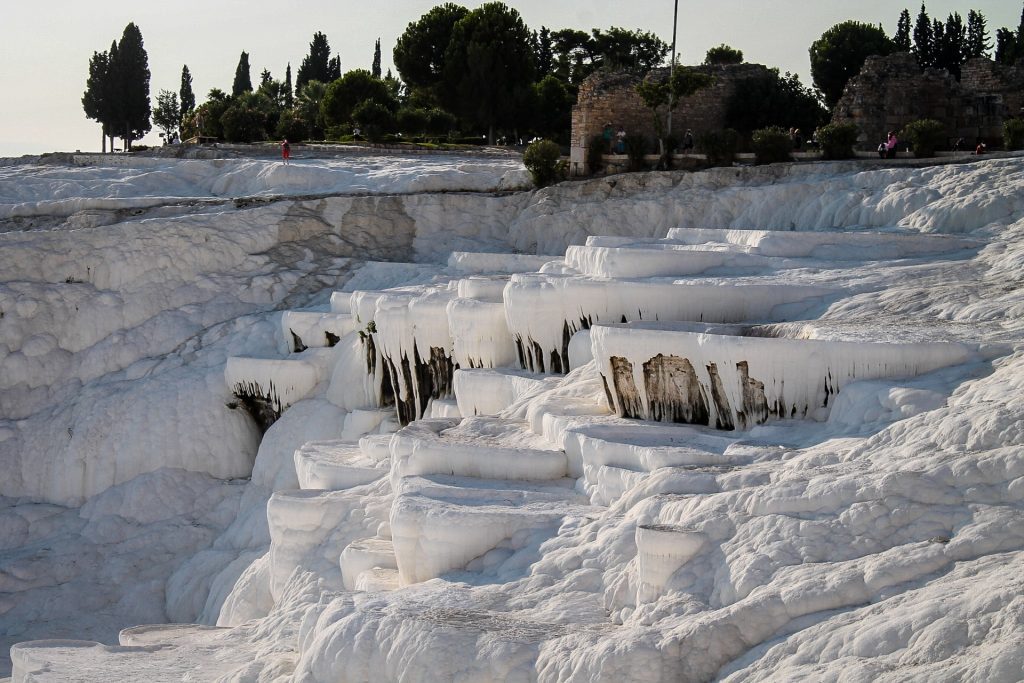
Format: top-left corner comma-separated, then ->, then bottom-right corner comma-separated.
396,107 -> 430,136
425,109 -> 457,136
523,139 -> 564,188
220,101 -> 269,143
352,100 -> 396,142
815,122 -> 858,160
697,129 -> 739,166
751,126 -> 793,164
275,110 -> 310,143
587,134 -> 607,174
900,119 -> 945,157
1004,118 -> 1024,151
623,134 -> 648,171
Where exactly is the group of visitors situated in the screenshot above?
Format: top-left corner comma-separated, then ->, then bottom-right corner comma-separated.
602,123 -> 695,155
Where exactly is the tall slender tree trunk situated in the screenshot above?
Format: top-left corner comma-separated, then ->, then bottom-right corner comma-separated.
488,123 -> 494,145
101,129 -> 106,154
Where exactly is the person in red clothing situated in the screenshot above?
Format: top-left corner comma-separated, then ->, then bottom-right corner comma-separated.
281,139 -> 291,164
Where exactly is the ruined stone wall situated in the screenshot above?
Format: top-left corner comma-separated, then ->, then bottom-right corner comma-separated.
569,64 -> 772,172
832,53 -> 1023,150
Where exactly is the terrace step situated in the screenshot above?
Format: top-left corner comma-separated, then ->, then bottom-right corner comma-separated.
225,350 -> 333,427
281,310 -> 358,352
563,421 -> 751,505
390,475 -> 593,585
504,273 -> 834,373
447,297 -> 518,370
389,417 -> 568,485
664,227 -> 975,259
354,567 -> 401,592
293,440 -> 386,491
339,537 -> 397,590
453,367 -> 558,417
590,321 -> 972,430
267,483 -> 392,598
447,251 -> 553,275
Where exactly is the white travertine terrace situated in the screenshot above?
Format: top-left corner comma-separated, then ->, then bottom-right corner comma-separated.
4,153 -> 1023,683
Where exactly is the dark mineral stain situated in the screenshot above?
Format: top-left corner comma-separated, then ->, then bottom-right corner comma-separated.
232,380 -> 283,434
642,354 -> 710,425
705,363 -> 735,430
609,356 -> 643,419
736,361 -> 769,428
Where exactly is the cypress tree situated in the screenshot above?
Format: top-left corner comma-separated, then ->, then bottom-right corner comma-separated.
940,13 -> 966,78
233,51 -> 253,96
113,23 -> 151,150
995,27 -> 1017,64
82,49 -> 111,152
106,40 -> 121,151
894,9 -> 912,51
328,56 -> 342,82
296,32 -> 332,91
284,63 -> 294,109
914,4 -> 933,66
179,65 -> 196,127
931,18 -> 946,71
966,11 -> 992,59
372,39 -> 382,78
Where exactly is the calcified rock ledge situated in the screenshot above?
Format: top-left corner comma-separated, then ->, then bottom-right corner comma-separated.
3,154 -> 1024,681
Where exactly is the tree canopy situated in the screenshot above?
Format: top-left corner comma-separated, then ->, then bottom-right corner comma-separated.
296,32 -> 340,92
726,68 -> 827,135
82,23 -> 151,150
232,51 -> 252,96
152,89 -> 180,139
320,69 -> 396,129
179,65 -> 195,128
393,3 -> 470,102
704,44 -> 744,66
810,20 -> 896,108
441,2 -> 536,142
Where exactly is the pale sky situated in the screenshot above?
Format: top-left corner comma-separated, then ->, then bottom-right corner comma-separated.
1,1 -> 1021,157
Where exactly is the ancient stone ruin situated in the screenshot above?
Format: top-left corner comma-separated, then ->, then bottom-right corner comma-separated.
568,63 -> 772,174
831,53 -> 1024,150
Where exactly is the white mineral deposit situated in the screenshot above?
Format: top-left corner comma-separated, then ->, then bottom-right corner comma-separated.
2,151 -> 1024,682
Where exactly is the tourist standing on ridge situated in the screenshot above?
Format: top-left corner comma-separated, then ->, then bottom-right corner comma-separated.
281,139 -> 291,164
885,131 -> 898,159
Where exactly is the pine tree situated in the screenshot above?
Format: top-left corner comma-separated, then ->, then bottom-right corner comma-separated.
296,32 -> 332,91
372,39 -> 382,78
113,23 -> 151,149
179,65 -> 195,127
260,69 -> 272,87
914,4 -> 933,67
966,11 -> 992,59
895,9 -> 912,51
328,56 -> 342,82
233,51 -> 252,96
284,63 -> 294,109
